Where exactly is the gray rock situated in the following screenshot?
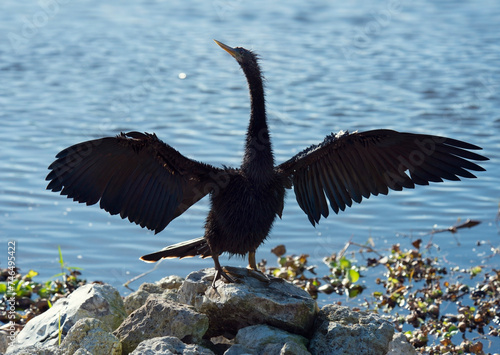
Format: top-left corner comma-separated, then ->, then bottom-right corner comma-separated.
224,341 -> 310,355
159,289 -> 180,303
124,288 -> 154,315
387,332 -> 418,355
224,344 -> 254,355
309,305 -> 395,355
74,350 -> 92,355
130,336 -> 214,355
156,275 -> 184,290
60,318 -> 121,355
178,267 -> 318,338
6,283 -> 126,352
138,282 -> 164,294
278,341 -> 312,355
73,348 -> 95,355
232,325 -> 310,355
5,344 -> 61,354
115,295 -> 209,354
0,330 -> 9,354
124,276 -> 183,314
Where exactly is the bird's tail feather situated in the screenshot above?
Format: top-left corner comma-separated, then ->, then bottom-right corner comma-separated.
140,236 -> 211,262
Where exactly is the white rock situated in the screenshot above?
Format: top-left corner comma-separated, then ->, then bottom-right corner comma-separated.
6,283 -> 125,353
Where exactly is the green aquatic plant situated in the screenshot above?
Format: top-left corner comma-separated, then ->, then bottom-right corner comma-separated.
0,246 -> 86,329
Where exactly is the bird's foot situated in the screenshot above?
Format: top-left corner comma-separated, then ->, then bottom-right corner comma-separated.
226,266 -> 270,283
212,267 -> 237,288
246,268 -> 271,283
211,266 -> 271,287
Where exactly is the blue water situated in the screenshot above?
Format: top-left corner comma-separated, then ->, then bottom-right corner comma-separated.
1,0 -> 499,308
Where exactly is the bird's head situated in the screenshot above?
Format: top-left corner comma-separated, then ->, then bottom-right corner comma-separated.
214,40 -> 259,68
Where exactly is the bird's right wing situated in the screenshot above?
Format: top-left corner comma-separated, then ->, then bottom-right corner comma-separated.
46,131 -> 228,233
276,129 -> 488,226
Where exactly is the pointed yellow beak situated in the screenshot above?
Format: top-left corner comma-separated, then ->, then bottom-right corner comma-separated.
214,40 -> 238,58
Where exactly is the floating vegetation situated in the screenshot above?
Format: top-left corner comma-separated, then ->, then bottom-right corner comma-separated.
261,219 -> 499,354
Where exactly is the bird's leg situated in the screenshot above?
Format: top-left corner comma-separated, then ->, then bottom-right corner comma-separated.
243,250 -> 270,283
247,251 -> 257,270
212,254 -> 236,287
212,252 -> 269,286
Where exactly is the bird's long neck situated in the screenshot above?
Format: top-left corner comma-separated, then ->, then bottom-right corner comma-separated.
241,64 -> 274,181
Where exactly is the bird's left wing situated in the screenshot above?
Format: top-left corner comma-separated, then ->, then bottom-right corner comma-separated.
276,129 -> 488,226
46,131 -> 226,233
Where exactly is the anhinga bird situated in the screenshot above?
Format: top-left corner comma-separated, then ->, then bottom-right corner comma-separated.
46,40 -> 488,284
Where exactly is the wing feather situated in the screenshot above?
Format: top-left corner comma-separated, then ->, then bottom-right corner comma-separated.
319,162 -> 341,214
47,132 -> 224,233
325,159 -> 351,210
311,163 -> 329,221
277,129 -> 487,225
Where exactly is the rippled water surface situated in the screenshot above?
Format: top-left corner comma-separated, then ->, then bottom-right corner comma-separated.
1,0 -> 499,302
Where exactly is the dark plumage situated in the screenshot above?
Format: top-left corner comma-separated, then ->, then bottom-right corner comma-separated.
46,40 -> 488,284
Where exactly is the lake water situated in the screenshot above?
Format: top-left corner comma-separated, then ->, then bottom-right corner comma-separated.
1,0 -> 499,305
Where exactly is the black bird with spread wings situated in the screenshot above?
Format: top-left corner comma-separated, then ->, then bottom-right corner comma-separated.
46,40 -> 488,284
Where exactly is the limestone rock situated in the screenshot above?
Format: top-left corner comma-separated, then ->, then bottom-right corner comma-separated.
124,275 -> 183,314
309,305 -> 395,355
0,330 -> 9,354
6,283 -> 125,352
5,344 -> 61,354
156,275 -> 184,289
178,267 -> 318,338
130,335 -> 214,355
230,324 -> 310,355
60,318 -> 121,355
115,295 -> 209,354
387,332 -> 418,355
124,288 -> 155,315
73,350 -> 92,355
278,341 -> 311,355
223,344 -> 253,355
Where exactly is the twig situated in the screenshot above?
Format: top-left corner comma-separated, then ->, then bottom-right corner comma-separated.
123,258 -> 164,290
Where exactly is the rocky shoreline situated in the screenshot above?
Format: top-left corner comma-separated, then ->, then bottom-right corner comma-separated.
4,268 -> 417,355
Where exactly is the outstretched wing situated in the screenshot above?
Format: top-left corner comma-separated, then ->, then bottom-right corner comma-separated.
46,131 -> 225,233
276,129 -> 488,225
